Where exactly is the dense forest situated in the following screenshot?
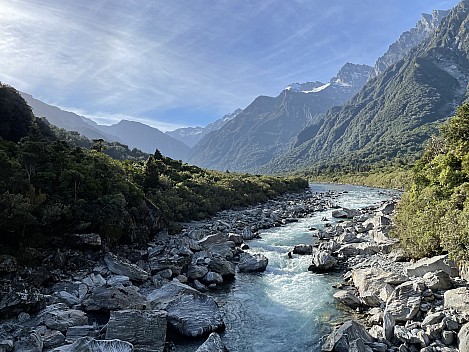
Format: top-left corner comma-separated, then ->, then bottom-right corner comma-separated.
0,84 -> 307,249
394,103 -> 469,262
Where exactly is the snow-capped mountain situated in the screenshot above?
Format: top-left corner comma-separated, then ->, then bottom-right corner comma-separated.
166,109 -> 242,148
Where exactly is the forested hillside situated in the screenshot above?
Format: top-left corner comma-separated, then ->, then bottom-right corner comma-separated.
0,84 -> 307,248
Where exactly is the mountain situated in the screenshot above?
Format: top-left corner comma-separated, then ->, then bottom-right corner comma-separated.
96,120 -> 190,160
20,92 -> 189,160
268,1 -> 467,173
372,10 -> 449,77
165,109 -> 242,148
188,63 -> 372,172
20,92 -> 120,142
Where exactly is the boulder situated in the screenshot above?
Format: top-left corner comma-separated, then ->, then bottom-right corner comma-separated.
65,325 -> 99,341
203,272 -> 224,284
444,287 -> 469,314
43,330 -> 66,349
147,282 -> 199,309
333,290 -> 361,309
332,208 -> 360,219
196,332 -> 228,352
238,253 -> 268,273
44,309 -> 88,333
227,233 -> 243,245
405,254 -> 459,278
12,329 -> 43,352
106,310 -> 167,352
352,268 -> 406,297
199,233 -> 228,249
242,226 -> 256,240
166,292 -> 225,337
385,281 -> 423,322
82,286 -> 147,311
459,322 -> 469,352
293,244 -> 313,255
104,252 -> 149,282
382,310 -> 395,341
187,265 -> 209,280
0,287 -> 45,319
378,201 -> 395,215
309,249 -> 337,272
208,257 -> 236,278
149,255 -> 190,276
393,325 -> 421,344
421,311 -> 445,328
423,270 -> 453,291
336,243 -> 380,257
322,320 -> 374,352
51,337 -> 133,352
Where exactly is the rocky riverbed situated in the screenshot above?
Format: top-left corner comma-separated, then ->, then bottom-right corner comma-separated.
315,200 -> 469,352
0,187 -> 345,352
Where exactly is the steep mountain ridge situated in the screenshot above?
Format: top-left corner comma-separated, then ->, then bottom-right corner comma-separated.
188,63 -> 373,172
268,1 -> 469,173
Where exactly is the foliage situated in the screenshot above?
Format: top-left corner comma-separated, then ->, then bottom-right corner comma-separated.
393,103 -> 469,261
0,86 -> 307,248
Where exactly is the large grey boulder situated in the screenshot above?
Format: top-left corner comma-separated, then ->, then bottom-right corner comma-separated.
166,292 -> 224,337
321,320 -> 374,352
196,332 -> 228,352
385,281 -> 423,322
333,290 -> 361,309
104,253 -> 149,282
332,208 -> 360,219
208,257 -> 236,277
352,268 -> 406,300
82,286 -> 147,311
459,323 -> 469,352
309,249 -> 337,272
242,226 -> 256,240
51,337 -> 133,352
405,254 -> 459,278
238,253 -> 268,273
198,233 -> 228,249
147,282 -> 198,309
444,287 -> 469,314
382,310 -> 395,341
106,310 -> 166,352
293,244 -> 313,255
423,270 -> 453,291
187,265 -> 209,280
44,309 -> 88,333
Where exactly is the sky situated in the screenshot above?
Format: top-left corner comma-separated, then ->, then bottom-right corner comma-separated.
0,0 -> 461,131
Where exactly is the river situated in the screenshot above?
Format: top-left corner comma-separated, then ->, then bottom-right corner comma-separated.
172,184 -> 398,351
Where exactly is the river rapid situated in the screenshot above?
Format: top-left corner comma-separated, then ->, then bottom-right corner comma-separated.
172,184 -> 398,352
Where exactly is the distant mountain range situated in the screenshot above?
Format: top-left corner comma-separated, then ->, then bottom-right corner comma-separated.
165,109 -> 243,148
18,3 -> 459,175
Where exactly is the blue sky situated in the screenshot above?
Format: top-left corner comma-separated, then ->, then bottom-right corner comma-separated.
0,0 -> 461,131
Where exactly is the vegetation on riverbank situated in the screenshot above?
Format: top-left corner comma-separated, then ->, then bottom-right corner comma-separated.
0,84 -> 308,249
393,103 -> 469,262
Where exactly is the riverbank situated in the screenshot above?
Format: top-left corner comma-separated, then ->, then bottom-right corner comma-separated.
0,186 -> 349,351
317,199 -> 469,351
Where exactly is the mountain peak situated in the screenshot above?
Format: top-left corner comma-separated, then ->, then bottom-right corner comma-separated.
331,63 -> 373,87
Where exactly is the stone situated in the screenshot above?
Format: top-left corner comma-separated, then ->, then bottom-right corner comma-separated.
421,311 -> 445,328
107,275 -> 131,287
58,291 -> 80,306
360,292 -> 381,308
43,330 -> 66,349
166,292 -> 225,337
0,287 -> 45,319
65,325 -> 99,341
349,338 -> 373,352
147,282 -> 199,309
44,309 -> 88,333
106,310 -> 167,352
193,280 -> 209,292
158,268 -> 173,279
385,281 -> 423,322
368,325 -> 384,339
104,252 -> 149,281
332,208 -> 360,219
336,243 -> 380,257
459,322 -> 469,352
82,286 -> 147,311
242,226 -> 255,240
423,270 -> 453,291
149,255 -> 189,276
52,337 -> 133,352
383,310 -> 395,341
13,330 -> 43,352
238,252 -> 268,272
293,244 -> 313,255
444,287 -> 469,314
352,268 -> 407,298
227,233 -> 243,245
394,325 -> 420,344
405,254 -> 458,278
208,257 -> 236,277
442,330 -> 455,345
196,332 -> 228,352
309,249 -> 337,272
333,290 -> 361,309
199,233 -> 228,249
203,271 -> 224,285
187,265 -> 209,280
322,320 -> 374,352
378,201 -> 395,215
